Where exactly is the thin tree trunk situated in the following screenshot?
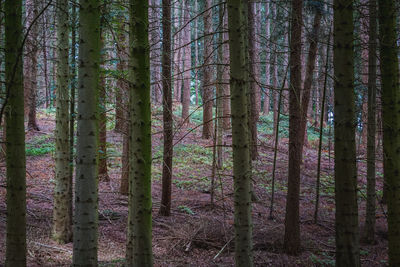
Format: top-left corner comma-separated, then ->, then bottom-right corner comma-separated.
69,0 -> 77,226
263,1 -> 270,115
194,0 -> 199,106
98,18 -> 109,181
222,9 -> 231,130
284,0 -> 303,255
299,8 -> 322,151
202,0 -> 213,139
247,1 -> 260,160
42,11 -> 50,109
314,31 -> 331,224
159,0 -> 173,216
115,17 -> 127,132
25,0 -> 40,131
181,0 -> 191,122
363,0 -> 377,244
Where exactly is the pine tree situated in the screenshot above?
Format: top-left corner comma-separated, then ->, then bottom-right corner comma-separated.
334,0 -> 360,265
5,0 -> 26,265
73,0 -> 101,265
284,0 -> 303,255
159,0 -> 173,216
378,0 -> 400,264
125,0 -> 153,265
227,0 -> 253,265
53,0 -> 72,244
201,0 -> 213,139
363,0 -> 377,244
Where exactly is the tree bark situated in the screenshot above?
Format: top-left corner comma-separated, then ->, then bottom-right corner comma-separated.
98,21 -> 109,181
201,0 -> 213,139
181,0 -> 191,122
222,9 -> 231,130
334,0 -> 360,265
5,0 -> 26,265
247,1 -> 260,160
25,0 -> 40,131
159,0 -> 173,217
115,16 -> 127,133
73,0 -> 101,264
263,1 -> 270,115
298,8 -> 322,151
284,0 -> 303,255
363,0 -> 377,244
227,1 -> 253,265
379,0 -> 400,264
126,0 -> 153,264
53,0 -> 72,244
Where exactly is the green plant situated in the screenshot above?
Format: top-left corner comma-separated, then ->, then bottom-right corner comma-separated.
178,205 -> 195,215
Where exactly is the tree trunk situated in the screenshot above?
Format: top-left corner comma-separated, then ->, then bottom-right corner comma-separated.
201,0 -> 213,139
247,1 -> 260,160
263,0 -> 270,115
25,0 -> 40,131
5,0 -> 26,265
53,0 -> 72,244
363,0 -> 377,244
73,0 -> 100,264
181,0 -> 191,122
126,0 -> 153,264
227,1 -> 253,265
298,8 -> 322,152
173,1 -> 182,102
150,0 -> 161,104
98,20 -> 109,181
283,0 -> 303,255
222,10 -> 231,130
334,0 -> 360,265
115,17 -> 127,132
216,1 -> 224,168
42,11 -> 50,109
194,0 -> 199,106
379,0 -> 400,264
159,0 -> 173,216
69,0 -> 77,227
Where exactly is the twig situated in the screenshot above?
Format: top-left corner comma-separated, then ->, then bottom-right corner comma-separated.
32,241 -> 72,254
213,237 -> 233,260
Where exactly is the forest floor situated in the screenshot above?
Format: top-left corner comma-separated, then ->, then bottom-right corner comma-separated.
0,106 -> 389,266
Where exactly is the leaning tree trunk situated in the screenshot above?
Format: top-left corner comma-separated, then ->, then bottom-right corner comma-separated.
284,0 -> 303,255
126,0 -> 153,265
159,0 -> 173,217
201,0 -> 214,139
298,8 -> 322,152
334,0 -> 360,265
228,0 -> 253,265
5,0 -> 26,265
73,0 -> 101,265
52,0 -> 72,244
378,0 -> 400,264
